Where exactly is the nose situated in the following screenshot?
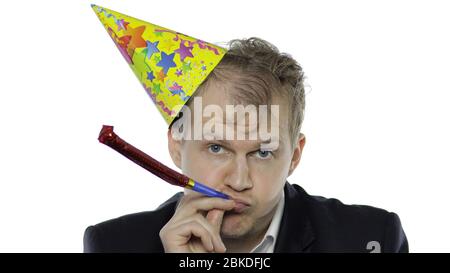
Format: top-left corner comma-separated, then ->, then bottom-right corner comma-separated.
223,155 -> 253,192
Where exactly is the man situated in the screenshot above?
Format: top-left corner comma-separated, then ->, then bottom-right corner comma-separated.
85,5 -> 408,253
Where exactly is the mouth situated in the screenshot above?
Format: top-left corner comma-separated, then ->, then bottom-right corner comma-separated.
232,201 -> 250,213
227,196 -> 251,214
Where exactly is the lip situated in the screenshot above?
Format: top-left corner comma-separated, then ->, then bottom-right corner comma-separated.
226,195 -> 251,213
232,201 -> 250,213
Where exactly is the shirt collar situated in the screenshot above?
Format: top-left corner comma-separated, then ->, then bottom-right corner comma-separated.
251,190 -> 285,253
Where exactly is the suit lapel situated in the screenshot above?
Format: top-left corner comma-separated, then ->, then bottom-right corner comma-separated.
274,182 -> 315,252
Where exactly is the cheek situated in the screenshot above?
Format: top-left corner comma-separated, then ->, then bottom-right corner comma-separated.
250,160 -> 289,186
250,165 -> 287,208
181,148 -> 228,187
180,147 -> 202,179
253,179 -> 281,206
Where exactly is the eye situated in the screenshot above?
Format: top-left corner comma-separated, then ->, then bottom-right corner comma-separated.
208,144 -> 224,154
255,150 -> 273,159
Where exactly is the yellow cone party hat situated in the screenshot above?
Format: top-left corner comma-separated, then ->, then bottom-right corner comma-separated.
91,4 -> 227,125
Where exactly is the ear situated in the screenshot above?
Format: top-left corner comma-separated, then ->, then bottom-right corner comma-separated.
167,129 -> 182,169
288,133 -> 306,177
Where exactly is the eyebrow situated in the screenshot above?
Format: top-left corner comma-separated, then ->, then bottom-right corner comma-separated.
202,138 -> 280,150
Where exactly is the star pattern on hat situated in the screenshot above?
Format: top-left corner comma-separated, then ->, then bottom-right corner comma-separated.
157,52 -> 177,74
154,30 -> 164,37
159,38 -> 177,52
156,69 -> 167,82
92,4 -> 227,125
144,40 -> 160,60
175,41 -> 194,62
116,18 -> 129,31
152,83 -> 162,95
181,61 -> 192,74
147,71 -> 155,81
124,25 -> 147,50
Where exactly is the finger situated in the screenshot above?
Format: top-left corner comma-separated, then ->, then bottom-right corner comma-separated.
206,209 -> 225,231
174,196 -> 234,220
174,214 -> 226,253
188,197 -> 235,213
197,213 -> 226,253
207,209 -> 227,253
178,221 -> 214,252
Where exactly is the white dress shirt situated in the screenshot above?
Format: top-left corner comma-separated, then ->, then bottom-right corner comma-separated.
250,191 -> 285,253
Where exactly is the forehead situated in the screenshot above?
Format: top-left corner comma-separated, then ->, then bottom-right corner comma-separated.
202,78 -> 287,109
191,79 -> 290,142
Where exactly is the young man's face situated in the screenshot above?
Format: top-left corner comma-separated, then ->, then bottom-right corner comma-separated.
168,79 -> 305,240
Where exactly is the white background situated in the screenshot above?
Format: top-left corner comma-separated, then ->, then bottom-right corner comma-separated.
0,0 -> 449,252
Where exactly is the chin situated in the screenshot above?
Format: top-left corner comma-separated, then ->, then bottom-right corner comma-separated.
220,214 -> 253,238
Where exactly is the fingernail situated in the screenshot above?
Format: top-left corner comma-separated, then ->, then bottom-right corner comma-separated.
221,241 -> 226,251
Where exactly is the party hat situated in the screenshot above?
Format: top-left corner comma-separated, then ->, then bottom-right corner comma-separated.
91,4 -> 227,125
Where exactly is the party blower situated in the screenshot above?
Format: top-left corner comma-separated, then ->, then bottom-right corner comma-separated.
98,125 -> 229,199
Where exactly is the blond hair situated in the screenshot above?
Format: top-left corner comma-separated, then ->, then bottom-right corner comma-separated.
179,37 -> 306,148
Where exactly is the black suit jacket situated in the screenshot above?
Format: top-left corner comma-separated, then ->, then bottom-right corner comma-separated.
84,182 -> 408,253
